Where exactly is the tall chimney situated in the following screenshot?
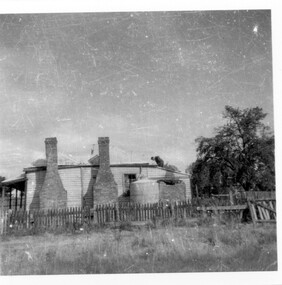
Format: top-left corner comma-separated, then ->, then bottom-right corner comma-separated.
93,137 -> 118,205
40,137 -> 67,210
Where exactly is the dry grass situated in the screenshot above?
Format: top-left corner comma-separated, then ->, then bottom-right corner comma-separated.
0,218 -> 277,275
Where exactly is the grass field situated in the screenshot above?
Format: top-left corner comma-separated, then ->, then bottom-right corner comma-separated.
0,218 -> 277,275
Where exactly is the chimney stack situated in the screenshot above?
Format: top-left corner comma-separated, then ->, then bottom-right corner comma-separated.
98,137 -> 110,168
40,137 -> 67,210
93,137 -> 118,205
45,137 -> 58,166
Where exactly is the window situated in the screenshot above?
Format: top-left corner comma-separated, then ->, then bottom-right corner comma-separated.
123,174 -> 137,196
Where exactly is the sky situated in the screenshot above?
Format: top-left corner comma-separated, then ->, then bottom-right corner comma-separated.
0,9 -> 274,178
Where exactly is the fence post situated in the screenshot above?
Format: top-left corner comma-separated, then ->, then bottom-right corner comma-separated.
0,211 -> 6,235
202,206 -> 207,218
229,189 -> 234,206
171,202 -> 175,220
247,199 -> 257,225
4,211 -> 7,235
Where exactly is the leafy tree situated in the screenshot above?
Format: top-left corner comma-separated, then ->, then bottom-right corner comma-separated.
188,106 -> 275,194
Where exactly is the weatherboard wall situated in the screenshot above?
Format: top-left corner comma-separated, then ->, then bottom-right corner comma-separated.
111,166 -> 142,197
24,165 -> 191,210
25,168 -> 85,210
59,168 -> 82,208
25,171 -> 43,211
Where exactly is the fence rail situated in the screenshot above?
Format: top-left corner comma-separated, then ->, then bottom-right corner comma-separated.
210,191 -> 276,204
248,199 -> 276,225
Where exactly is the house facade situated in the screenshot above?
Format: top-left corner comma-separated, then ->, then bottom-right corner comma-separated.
1,137 -> 191,211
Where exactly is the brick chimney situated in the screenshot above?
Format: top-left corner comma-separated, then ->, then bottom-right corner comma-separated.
93,137 -> 118,205
39,137 -> 67,210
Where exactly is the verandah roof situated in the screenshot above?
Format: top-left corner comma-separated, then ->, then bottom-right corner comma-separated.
2,175 -> 26,190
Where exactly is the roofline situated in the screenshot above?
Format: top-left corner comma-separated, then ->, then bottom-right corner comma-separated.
24,163 -> 154,173
150,177 -> 189,181
23,163 -> 188,176
155,166 -> 188,175
2,176 -> 27,186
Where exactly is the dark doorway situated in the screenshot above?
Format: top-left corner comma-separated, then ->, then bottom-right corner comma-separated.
123,174 -> 137,197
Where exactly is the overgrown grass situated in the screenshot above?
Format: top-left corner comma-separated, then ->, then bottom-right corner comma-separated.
0,219 -> 277,275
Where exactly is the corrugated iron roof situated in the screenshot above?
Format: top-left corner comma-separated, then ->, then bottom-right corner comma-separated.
2,174 -> 26,185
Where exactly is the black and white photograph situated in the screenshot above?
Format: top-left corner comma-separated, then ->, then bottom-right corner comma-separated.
0,1 -> 281,284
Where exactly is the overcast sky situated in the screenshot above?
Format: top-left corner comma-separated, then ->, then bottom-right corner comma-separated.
0,10 -> 273,178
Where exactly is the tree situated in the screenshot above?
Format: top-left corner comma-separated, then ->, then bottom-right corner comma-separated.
189,106 -> 275,194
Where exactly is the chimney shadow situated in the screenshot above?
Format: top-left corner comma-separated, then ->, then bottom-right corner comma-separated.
83,167 -> 98,208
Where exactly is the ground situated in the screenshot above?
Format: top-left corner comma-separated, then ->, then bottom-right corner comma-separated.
0,218 -> 277,275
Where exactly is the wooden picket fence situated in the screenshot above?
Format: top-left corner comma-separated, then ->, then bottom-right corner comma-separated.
0,198 -> 276,235
0,208 -> 87,235
0,201 -> 200,235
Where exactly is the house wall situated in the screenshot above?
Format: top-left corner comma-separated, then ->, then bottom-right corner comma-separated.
59,168 -> 82,208
26,168 -> 85,210
25,165 -> 191,210
111,166 -> 142,197
26,171 -> 44,211
81,167 -> 96,208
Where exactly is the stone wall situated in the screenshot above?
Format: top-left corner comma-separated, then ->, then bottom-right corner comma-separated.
159,181 -> 186,203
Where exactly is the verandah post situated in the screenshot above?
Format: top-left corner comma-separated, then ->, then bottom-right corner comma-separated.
15,189 -> 18,211
1,185 -> 6,213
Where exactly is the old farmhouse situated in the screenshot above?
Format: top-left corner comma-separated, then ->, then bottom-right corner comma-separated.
1,137 -> 191,211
